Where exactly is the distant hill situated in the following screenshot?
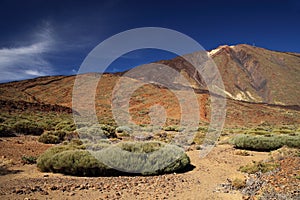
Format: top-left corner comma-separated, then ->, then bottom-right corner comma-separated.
0,44 -> 299,126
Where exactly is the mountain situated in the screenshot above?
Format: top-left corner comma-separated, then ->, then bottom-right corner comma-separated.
0,44 -> 299,127
159,44 -> 300,106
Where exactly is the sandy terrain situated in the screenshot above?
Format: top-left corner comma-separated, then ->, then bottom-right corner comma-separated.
0,135 -> 273,200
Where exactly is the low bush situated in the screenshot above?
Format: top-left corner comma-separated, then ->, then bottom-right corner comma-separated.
99,124 -> 117,138
270,146 -> 300,160
117,141 -> 163,153
231,177 -> 246,189
98,141 -> 190,175
115,126 -> 132,137
21,156 -> 37,164
37,121 -> 53,131
164,126 -> 183,132
272,129 -> 293,134
231,134 -> 300,151
49,150 -> 117,176
37,144 -> 84,171
77,124 -> 117,141
38,130 -> 68,144
246,130 -> 271,136
12,120 -> 43,135
0,116 -> 5,123
37,141 -> 190,176
55,121 -> 75,132
197,126 -> 208,132
84,142 -> 111,151
239,160 -> 278,174
0,124 -> 16,137
192,132 -> 205,145
38,133 -> 61,144
64,131 -> 79,141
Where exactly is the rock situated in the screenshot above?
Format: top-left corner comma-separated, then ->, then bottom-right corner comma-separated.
68,192 -> 75,196
40,190 -> 49,195
115,191 -> 121,196
50,185 -> 58,190
14,189 -> 24,194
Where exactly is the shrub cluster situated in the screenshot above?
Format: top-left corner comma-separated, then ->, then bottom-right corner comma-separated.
239,160 -> 278,174
77,124 -> 117,141
38,131 -> 65,144
55,121 -> 75,132
231,134 -> 300,151
115,126 -> 132,137
163,126 -> 183,132
21,155 -> 37,164
0,111 -> 75,137
98,141 -> 190,175
13,120 -> 44,135
37,141 -> 190,176
0,124 -> 16,137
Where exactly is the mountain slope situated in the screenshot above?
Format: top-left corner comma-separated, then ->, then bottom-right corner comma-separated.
0,44 -> 299,126
158,44 -> 300,106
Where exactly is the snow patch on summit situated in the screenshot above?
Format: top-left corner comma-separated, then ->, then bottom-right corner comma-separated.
208,48 -> 221,56
208,45 -> 235,56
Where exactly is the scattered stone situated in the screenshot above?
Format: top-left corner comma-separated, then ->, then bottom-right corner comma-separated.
40,190 -> 49,195
49,185 -> 58,190
68,192 -> 75,196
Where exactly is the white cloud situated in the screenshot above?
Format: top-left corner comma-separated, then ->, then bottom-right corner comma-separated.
0,23 -> 54,82
24,69 -> 47,76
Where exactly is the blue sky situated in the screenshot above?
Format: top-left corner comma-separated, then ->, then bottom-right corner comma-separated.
0,0 -> 299,82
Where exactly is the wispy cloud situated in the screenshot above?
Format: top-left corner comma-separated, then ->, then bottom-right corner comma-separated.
0,22 -> 54,82
24,69 -> 47,76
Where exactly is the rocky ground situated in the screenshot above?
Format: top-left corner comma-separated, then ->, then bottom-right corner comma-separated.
0,135 -> 299,200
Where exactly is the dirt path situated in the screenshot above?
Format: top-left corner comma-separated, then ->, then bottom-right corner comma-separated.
0,136 -> 270,200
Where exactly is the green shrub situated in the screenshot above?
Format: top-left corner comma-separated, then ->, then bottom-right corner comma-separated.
84,142 -> 111,151
116,126 -> 132,133
117,141 -> 163,153
197,126 -> 208,132
41,118 -> 60,130
49,150 -> 116,176
21,156 -> 37,164
0,124 -> 16,137
12,120 -> 43,135
37,145 -> 82,172
95,141 -> 190,175
64,131 -> 79,141
0,116 -> 5,123
55,121 -> 75,132
38,132 -> 61,144
38,130 -> 68,144
272,129 -> 293,134
231,134 -> 300,151
281,134 -> 300,148
37,121 -> 53,131
68,139 -> 84,146
76,122 -> 92,129
231,177 -> 246,189
164,126 -> 183,132
239,160 -> 278,174
37,141 -> 190,176
193,132 -> 205,145
77,124 -> 117,141
246,130 -> 271,135
99,124 -> 117,138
